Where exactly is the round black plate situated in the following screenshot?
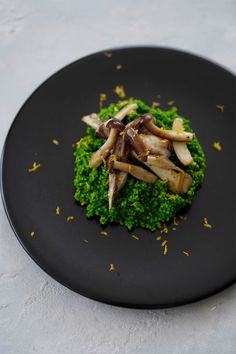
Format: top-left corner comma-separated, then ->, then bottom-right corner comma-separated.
1,47 -> 236,308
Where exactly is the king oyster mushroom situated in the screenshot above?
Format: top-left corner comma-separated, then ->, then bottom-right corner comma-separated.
140,114 -> 194,142
172,118 -> 193,166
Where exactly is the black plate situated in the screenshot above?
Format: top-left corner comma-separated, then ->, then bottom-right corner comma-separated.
1,47 -> 236,308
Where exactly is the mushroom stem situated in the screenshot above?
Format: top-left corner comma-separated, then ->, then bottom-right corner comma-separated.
139,134 -> 171,157
112,160 -> 157,183
172,118 -> 193,166
82,113 -> 100,129
140,114 -> 193,142
125,128 -> 149,161
114,103 -> 138,120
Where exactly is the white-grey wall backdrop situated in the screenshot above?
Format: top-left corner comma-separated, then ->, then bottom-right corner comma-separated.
0,0 -> 236,353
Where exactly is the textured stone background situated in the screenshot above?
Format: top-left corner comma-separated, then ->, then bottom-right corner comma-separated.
0,1 -> 236,353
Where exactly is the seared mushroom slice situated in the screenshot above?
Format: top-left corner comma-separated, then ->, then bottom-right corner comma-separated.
125,127 -> 149,161
82,113 -> 100,129
139,134 -> 171,157
140,114 -> 194,142
172,118 -> 193,166
114,103 -> 138,120
108,156 -> 157,183
108,136 -> 129,209
132,151 -> 192,194
89,119 -> 125,168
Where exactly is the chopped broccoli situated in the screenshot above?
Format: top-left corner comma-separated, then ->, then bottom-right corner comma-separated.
74,99 -> 206,231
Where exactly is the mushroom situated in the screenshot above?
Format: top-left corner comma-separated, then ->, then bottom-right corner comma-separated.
108,136 -> 129,209
125,127 -> 149,161
139,134 -> 171,157
82,113 -> 101,130
108,156 -> 157,183
140,114 -> 194,142
132,151 -> 192,193
172,118 -> 193,166
114,103 -> 138,120
89,119 -> 125,168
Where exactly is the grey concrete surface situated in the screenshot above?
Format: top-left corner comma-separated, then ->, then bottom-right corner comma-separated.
0,0 -> 236,353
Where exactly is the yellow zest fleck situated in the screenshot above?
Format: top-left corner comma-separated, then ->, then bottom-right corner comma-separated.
212,142 -> 222,151
156,236 -> 161,241
28,162 -> 41,173
100,231 -> 108,236
67,216 -> 74,222
152,101 -> 161,108
161,223 -> 168,235
203,217 -> 212,229
183,251 -> 189,256
163,245 -> 168,255
99,93 -> 107,110
173,216 -> 179,227
167,100 -> 175,106
161,240 -> 168,247
52,139 -> 59,145
56,206 -> 60,215
128,164 -> 132,173
114,85 -> 126,99
116,64 -> 122,70
132,235 -> 139,240
216,104 -> 224,112
101,155 -> 106,165
109,263 -> 115,272
30,231 -> 36,237
104,52 -> 112,58
119,131 -> 125,136
167,193 -> 176,200
179,215 -> 187,220
172,227 -> 177,231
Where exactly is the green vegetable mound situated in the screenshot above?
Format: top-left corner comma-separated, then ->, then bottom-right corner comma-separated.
74,99 -> 206,231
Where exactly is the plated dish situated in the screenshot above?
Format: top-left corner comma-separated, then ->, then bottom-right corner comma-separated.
1,47 -> 235,308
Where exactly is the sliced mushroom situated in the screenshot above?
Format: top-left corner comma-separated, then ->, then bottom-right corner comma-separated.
132,151 -> 192,193
172,118 -> 193,166
125,127 -> 149,161
140,114 -> 194,142
108,158 -> 157,183
82,113 -> 100,130
114,103 -> 138,120
108,136 -> 128,209
139,134 -> 171,157
89,120 -> 125,168
147,155 -> 180,170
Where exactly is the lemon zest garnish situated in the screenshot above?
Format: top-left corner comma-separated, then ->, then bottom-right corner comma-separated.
67,216 -> 74,222
161,240 -> 168,247
132,235 -> 139,240
116,64 -> 122,70
109,263 -> 115,272
100,231 -> 108,236
161,223 -> 168,234
56,206 -> 60,215
203,217 -> 212,228
163,245 -> 168,255
216,104 -> 224,112
52,139 -> 59,145
167,100 -> 175,106
114,85 -> 126,99
152,101 -> 161,108
183,251 -> 189,256
30,231 -> 36,237
28,162 -> 41,173
156,236 -> 161,241
99,93 -> 107,110
104,52 -> 112,58
212,142 -> 222,151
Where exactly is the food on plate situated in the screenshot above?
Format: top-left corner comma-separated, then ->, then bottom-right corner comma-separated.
74,99 -> 205,231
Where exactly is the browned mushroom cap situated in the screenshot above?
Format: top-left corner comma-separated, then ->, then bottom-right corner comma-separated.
140,114 -> 194,142
95,123 -> 110,139
106,118 -> 125,130
139,134 -> 171,157
125,116 -> 142,130
172,118 -> 193,166
125,127 -> 149,161
112,160 -> 157,183
89,120 -> 124,168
